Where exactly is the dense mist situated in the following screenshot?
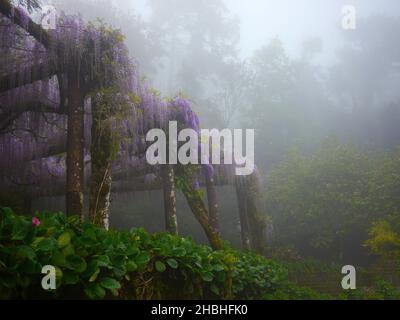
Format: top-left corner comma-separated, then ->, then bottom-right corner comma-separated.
1,0 -> 400,300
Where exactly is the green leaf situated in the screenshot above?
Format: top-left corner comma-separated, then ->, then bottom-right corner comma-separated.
213,264 -> 225,272
55,266 -> 63,282
82,260 -> 98,278
126,260 -> 137,272
135,252 -> 150,267
11,219 -> 30,241
66,255 -> 87,273
155,261 -> 166,273
21,259 -> 41,274
210,284 -> 220,295
76,248 -> 89,258
64,271 -> 80,285
16,245 -> 36,261
85,283 -> 106,300
99,277 -> 121,290
89,268 -> 100,282
0,275 -> 16,288
113,267 -> 125,278
36,238 -> 57,252
57,232 -> 71,248
0,207 -> 13,218
95,255 -> 111,268
51,251 -> 66,266
62,244 -> 75,257
172,247 -> 186,257
166,258 -> 178,269
201,272 -> 214,282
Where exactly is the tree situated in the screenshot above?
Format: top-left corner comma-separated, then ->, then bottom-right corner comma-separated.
266,140 -> 369,261
240,38 -> 330,170
54,0 -> 161,75
146,0 -> 240,127
328,16 -> 400,147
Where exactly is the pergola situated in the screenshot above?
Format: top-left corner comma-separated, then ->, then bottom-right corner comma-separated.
0,0 -> 266,253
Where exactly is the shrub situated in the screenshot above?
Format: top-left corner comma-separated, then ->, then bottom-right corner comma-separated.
340,279 -> 400,300
265,141 -> 400,263
0,207 -> 294,300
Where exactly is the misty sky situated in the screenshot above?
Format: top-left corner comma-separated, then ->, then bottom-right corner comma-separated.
228,0 -> 400,60
133,0 -> 400,63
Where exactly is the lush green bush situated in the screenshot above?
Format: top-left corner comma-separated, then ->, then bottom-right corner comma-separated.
340,278 -> 400,300
263,282 -> 334,300
0,207 -> 302,300
265,140 -> 400,263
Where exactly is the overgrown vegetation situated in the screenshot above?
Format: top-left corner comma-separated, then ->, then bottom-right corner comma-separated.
0,207 -> 318,300
265,140 -> 400,263
262,140 -> 400,297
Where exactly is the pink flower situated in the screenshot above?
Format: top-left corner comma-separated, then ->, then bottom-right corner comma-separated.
32,217 -> 41,227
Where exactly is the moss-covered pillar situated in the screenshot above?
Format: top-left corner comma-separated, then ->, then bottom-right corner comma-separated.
89,98 -> 113,229
235,179 -> 251,250
161,164 -> 178,235
245,175 -> 266,254
89,93 -> 119,229
236,173 -> 267,255
180,179 -> 223,250
204,167 -> 220,235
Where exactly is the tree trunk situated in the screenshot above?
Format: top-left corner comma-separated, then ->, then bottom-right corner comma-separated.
235,180 -> 251,250
205,170 -> 220,235
245,180 -> 266,254
89,101 -> 113,229
180,180 -> 223,250
236,174 -> 267,254
66,70 -> 84,218
161,165 -> 178,235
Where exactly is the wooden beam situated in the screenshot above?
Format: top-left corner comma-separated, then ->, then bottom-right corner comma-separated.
0,61 -> 58,93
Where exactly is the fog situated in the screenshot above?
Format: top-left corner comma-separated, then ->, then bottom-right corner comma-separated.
33,0 -> 400,250
2,0 -> 400,298
48,0 -> 400,126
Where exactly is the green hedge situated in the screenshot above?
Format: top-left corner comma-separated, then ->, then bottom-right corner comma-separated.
0,207 -> 313,300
